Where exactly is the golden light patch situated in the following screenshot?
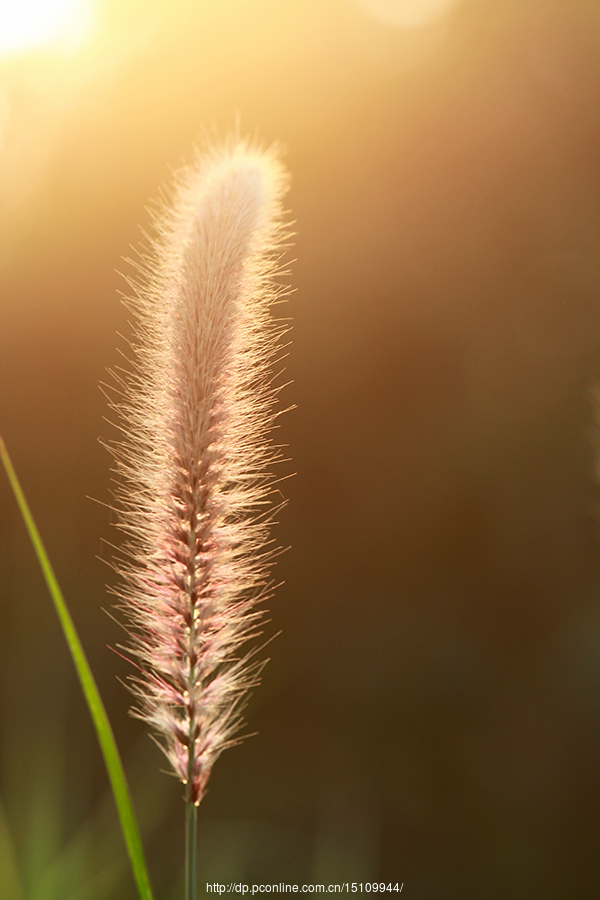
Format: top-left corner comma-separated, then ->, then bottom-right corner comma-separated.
353,0 -> 459,29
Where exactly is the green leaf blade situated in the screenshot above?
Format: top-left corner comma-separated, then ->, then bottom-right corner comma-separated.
0,436 -> 154,900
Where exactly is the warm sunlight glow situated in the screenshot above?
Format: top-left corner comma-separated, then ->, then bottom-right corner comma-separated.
0,0 -> 92,54
353,0 -> 459,28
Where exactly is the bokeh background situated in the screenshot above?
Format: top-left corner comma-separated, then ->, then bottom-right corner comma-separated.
2,0 -> 600,896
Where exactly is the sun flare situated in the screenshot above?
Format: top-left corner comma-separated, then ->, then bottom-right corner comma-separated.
0,0 -> 93,54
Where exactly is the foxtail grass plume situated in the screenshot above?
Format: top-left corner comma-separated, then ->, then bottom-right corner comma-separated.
110,138 -> 291,807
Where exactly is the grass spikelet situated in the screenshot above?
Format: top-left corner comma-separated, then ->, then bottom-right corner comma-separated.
108,136 -> 291,811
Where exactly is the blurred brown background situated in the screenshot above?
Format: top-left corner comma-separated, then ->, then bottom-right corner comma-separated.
2,0 -> 600,896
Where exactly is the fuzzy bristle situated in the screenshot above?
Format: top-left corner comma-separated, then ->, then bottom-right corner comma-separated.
109,138 -> 291,805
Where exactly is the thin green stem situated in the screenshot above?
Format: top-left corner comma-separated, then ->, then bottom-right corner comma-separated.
0,435 -> 154,900
185,797 -> 198,900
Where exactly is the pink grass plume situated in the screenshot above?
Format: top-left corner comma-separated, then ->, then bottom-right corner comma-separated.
109,137 -> 292,808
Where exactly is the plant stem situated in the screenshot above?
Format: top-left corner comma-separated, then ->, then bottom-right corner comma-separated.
185,796 -> 198,900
